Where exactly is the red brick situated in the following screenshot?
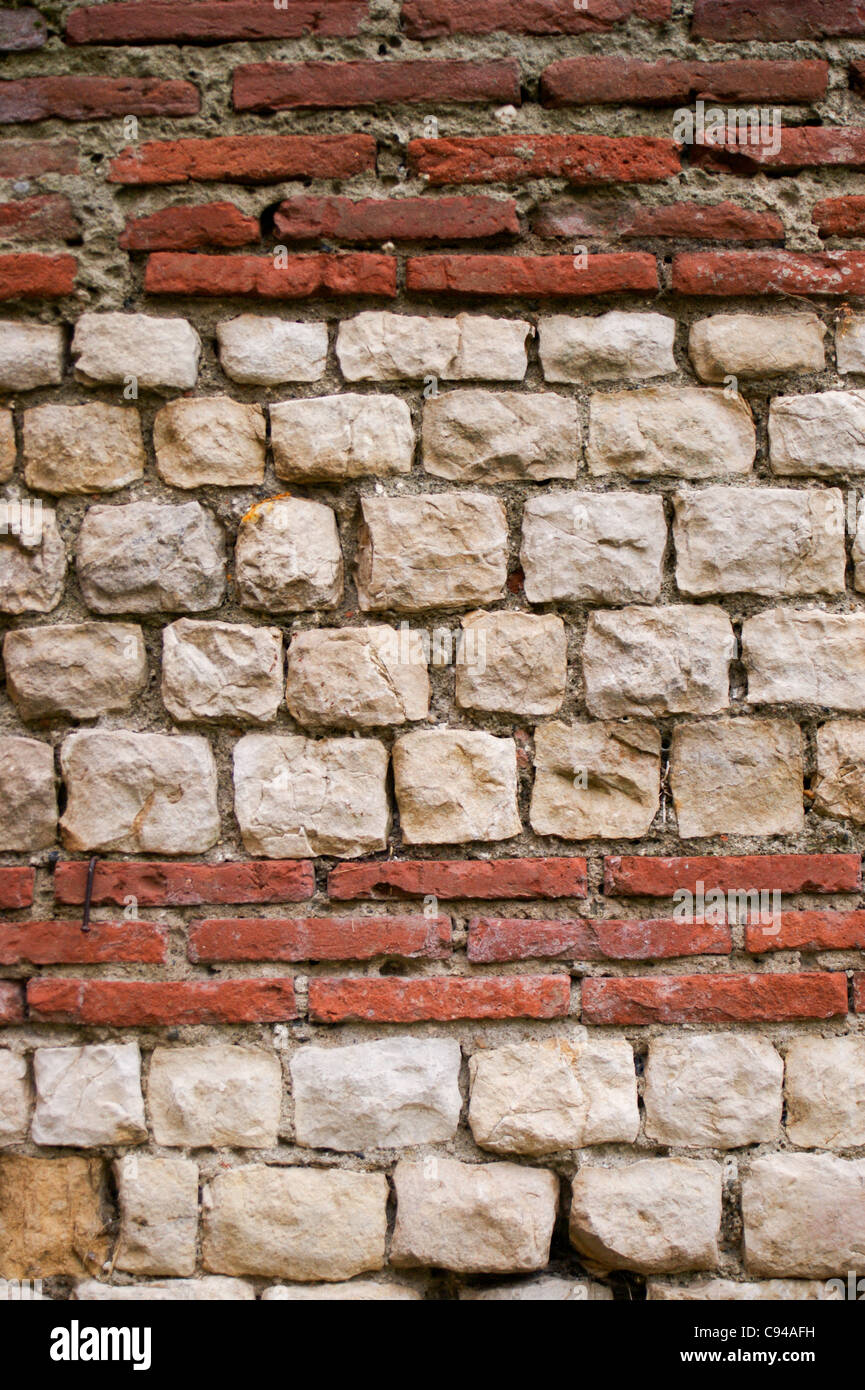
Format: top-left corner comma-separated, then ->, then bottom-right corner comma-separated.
120,202 -> 259,252
0,867 -> 35,909
534,198 -> 784,243
0,77 -> 200,124
605,854 -> 862,897
66,1 -> 366,44
0,982 -> 23,1025
145,251 -> 396,299
694,127 -> 865,174
274,194 -> 519,243
852,974 -> 865,1011
0,252 -> 76,299
673,250 -> 865,296
746,911 -> 865,954
0,140 -> 78,178
0,195 -> 79,243
55,859 -> 315,908
813,196 -> 865,238
109,134 -> 376,186
406,252 -> 658,296
189,915 -> 452,963
0,8 -> 47,51
309,975 -> 570,1023
540,58 -> 826,107
582,972 -> 848,1025
402,0 -> 670,38
468,916 -> 731,963
0,921 -> 167,965
851,60 -> 865,95
409,135 -> 680,187
28,978 -> 298,1026
693,0 -> 865,39
234,61 -> 520,112
328,857 -> 588,901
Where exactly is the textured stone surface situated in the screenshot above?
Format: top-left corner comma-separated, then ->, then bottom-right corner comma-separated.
455,611 -> 566,716
291,1038 -> 462,1151
689,314 -> 825,381
583,606 -> 735,718
263,1281 -> 422,1301
648,1279 -> 840,1301
540,311 -> 675,382
814,720 -> 865,824
76,1277 -> 253,1301
60,731 -> 219,854
116,1156 -> 199,1277
203,1166 -> 388,1281
162,619 -> 283,724
784,1037 -> 865,1150
391,1159 -> 558,1274
460,1277 -> 613,1301
570,1160 -> 722,1274
72,312 -> 201,390
770,389 -> 865,476
0,506 -> 66,614
235,497 -> 343,612
271,394 -> 413,482
77,501 -> 226,614
393,729 -> 520,844
0,319 -> 64,390
530,720 -> 660,840
22,402 -> 145,494
0,1157 -> 110,1278
644,1035 -> 783,1148
521,492 -> 666,604
32,1043 -> 146,1147
3,623 -> 146,720
670,718 -> 804,839
836,313 -> 865,374
154,396 -> 266,488
286,625 -> 429,729
743,1155 -> 865,1278
422,390 -> 579,482
337,311 -> 530,381
588,387 -> 755,478
217,315 -> 328,383
0,735 -> 56,851
234,733 -> 389,857
0,1052 -> 31,1145
468,1035 -> 638,1156
0,409 -> 12,482
742,609 -> 865,709
149,1046 -> 281,1149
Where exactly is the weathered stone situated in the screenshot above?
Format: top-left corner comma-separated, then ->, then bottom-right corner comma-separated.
203,1167 -> 388,1281
0,506 -> 66,614
645,1035 -> 783,1149
671,718 -> 804,839
836,313 -> 865,374
0,1157 -> 110,1278
583,606 -> 735,719
0,320 -> 64,391
0,1052 -> 31,1145
149,1046 -> 281,1150
337,312 -> 530,382
540,312 -> 676,383
648,1279 -> 840,1301
235,497 -> 343,613
689,314 -> 825,382
530,721 -> 660,841
743,609 -> 865,710
814,720 -> 865,824
3,623 -> 147,720
234,733 -> 389,858
460,1277 -> 613,1301
521,493 -> 666,605
468,1034 -> 638,1156
0,735 -> 56,851
32,1043 -> 146,1148
743,1154 -> 865,1278
356,494 -> 508,613
455,611 -> 566,717
162,619 -> 283,725
393,729 -> 519,845
391,1159 -> 558,1274
22,403 -> 145,495
0,409 -> 14,482
286,626 -> 429,730
76,1277 -> 254,1301
60,731 -> 219,854
217,315 -> 328,384
422,390 -> 579,482
154,396 -> 266,488
263,1281 -> 421,1301
770,390 -> 865,476
784,1037 -> 865,1150
570,1160 -> 722,1274
116,1156 -> 199,1277
72,312 -> 201,391
853,497 -> 865,591
77,501 -> 225,615
291,1038 -> 462,1151
588,387 -> 755,478
271,395 -> 414,482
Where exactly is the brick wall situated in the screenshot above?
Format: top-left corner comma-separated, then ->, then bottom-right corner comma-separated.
1,0 -> 865,1302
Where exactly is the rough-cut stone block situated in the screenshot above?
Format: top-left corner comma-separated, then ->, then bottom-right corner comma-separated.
32,1043 -> 146,1147
336,312 -> 530,382
60,731 -> 219,855
645,1034 -> 783,1149
0,735 -> 56,851
530,720 -> 660,841
154,396 -> 266,488
235,497 -> 343,612
116,1155 -> 199,1277
0,409 -> 12,482
72,312 -> 201,391
540,312 -> 676,383
22,403 -> 145,495
742,610 -> 865,709
836,314 -> 865,374
521,492 -> 666,605
271,395 -> 413,482
648,1279 -> 839,1301
0,1052 -> 31,1145
455,611 -> 566,717
588,387 -> 755,478
291,1038 -> 462,1151
286,626 -> 429,730
394,729 -> 519,844
234,733 -> 389,858
814,720 -> 865,824
217,315 -> 328,383
162,619 -> 283,725
689,314 -> 825,382
570,1160 -> 722,1274
583,606 -> 735,718
263,1281 -> 421,1301
76,1277 -> 254,1301
3,623 -> 146,721
743,1154 -> 865,1278
149,1046 -> 281,1149
769,390 -> 865,476
460,1277 -> 613,1301
357,494 -> 507,613
0,319 -> 64,390
0,1157 -> 109,1278
203,1166 -> 388,1281
468,1034 -> 638,1156
671,718 -> 804,838
77,501 -> 225,615
422,390 -> 579,482
784,1037 -> 865,1150
392,1159 -> 558,1274
0,506 -> 66,614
